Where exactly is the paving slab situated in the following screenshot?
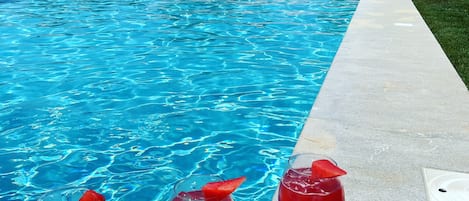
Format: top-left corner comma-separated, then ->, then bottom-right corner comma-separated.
275,0 -> 469,200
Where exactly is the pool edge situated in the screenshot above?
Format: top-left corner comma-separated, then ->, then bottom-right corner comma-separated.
275,0 -> 469,200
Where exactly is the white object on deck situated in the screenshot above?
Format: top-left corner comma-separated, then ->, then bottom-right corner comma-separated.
423,168 -> 469,201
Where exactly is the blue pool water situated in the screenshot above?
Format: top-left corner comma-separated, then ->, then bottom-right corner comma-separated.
0,0 -> 358,200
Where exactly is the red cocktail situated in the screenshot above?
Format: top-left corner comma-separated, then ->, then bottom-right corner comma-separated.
173,191 -> 232,201
172,175 -> 245,201
278,154 -> 346,201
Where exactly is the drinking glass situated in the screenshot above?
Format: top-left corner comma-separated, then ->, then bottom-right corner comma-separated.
38,187 -> 88,201
278,153 -> 345,201
172,174 -> 232,201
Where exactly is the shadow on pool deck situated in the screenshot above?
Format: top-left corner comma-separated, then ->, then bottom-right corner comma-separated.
273,0 -> 469,200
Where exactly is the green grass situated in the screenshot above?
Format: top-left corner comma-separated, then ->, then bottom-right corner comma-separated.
412,0 -> 469,89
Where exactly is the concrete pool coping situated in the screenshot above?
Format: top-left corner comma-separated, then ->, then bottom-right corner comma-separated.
274,0 -> 469,200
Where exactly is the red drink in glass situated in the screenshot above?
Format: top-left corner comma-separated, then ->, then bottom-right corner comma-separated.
279,168 -> 344,201
172,191 -> 232,201
278,154 -> 345,201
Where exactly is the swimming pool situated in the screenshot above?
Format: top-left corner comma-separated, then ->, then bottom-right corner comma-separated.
0,0 -> 358,200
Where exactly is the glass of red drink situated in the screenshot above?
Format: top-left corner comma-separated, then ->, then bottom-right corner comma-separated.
278,153 -> 345,201
172,174 -> 233,201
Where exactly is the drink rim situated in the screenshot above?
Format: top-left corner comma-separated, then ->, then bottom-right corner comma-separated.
173,174 -> 224,196
288,153 -> 338,175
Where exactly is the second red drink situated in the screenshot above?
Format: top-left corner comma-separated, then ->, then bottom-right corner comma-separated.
278,153 -> 346,201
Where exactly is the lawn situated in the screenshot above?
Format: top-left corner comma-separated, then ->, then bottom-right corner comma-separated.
412,0 -> 469,89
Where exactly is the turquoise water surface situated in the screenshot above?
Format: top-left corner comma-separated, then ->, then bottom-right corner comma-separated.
0,0 -> 358,200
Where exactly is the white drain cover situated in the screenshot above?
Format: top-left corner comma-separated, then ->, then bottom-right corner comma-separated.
423,168 -> 469,201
